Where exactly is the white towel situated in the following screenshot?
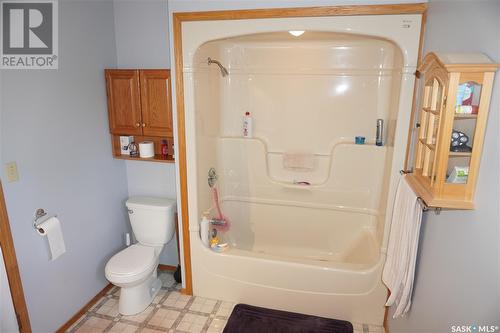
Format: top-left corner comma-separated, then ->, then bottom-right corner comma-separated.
382,175 -> 423,318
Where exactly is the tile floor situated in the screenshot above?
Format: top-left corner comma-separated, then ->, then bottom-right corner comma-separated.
67,271 -> 233,333
67,270 -> 382,333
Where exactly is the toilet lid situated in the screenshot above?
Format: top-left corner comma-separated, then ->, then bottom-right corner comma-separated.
107,244 -> 156,277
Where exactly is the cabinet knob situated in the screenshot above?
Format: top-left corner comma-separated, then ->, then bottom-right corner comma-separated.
142,123 -> 146,127
135,123 -> 140,128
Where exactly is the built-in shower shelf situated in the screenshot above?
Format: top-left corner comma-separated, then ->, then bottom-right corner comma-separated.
279,182 -> 316,189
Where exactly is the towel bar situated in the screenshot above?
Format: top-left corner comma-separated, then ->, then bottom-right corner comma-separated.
417,197 -> 441,215
399,170 -> 442,214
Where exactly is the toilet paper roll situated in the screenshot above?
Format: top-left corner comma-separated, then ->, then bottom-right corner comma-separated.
37,216 -> 66,261
139,141 -> 155,158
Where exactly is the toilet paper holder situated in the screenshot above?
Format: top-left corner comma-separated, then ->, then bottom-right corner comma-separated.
33,208 -> 57,233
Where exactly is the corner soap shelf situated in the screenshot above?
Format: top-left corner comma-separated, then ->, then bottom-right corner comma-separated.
219,136 -> 385,188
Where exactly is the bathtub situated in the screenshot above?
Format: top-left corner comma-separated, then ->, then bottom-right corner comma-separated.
190,199 -> 388,325
181,13 -> 422,328
221,199 -> 380,268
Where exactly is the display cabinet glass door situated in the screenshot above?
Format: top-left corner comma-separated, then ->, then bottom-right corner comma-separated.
445,77 -> 482,184
414,76 -> 445,185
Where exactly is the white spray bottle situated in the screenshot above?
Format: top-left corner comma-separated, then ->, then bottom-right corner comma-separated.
200,214 -> 210,248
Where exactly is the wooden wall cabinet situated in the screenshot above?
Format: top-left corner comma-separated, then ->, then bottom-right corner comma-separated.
105,69 -> 174,163
405,53 -> 499,209
139,70 -> 173,137
106,69 -> 173,136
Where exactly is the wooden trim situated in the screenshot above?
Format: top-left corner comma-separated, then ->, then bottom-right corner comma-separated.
174,3 -> 427,22
174,213 -> 180,263
405,173 -> 475,210
55,283 -> 113,333
383,293 -> 390,333
173,12 -> 193,296
173,3 -> 428,298
0,181 -> 31,333
464,72 -> 494,199
404,8 -> 427,171
158,264 -> 177,272
112,154 -> 175,163
422,53 -> 500,73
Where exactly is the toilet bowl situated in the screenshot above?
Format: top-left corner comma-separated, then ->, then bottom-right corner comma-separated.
105,197 -> 176,315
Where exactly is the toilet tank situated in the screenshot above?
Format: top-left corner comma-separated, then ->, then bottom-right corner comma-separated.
126,197 -> 176,246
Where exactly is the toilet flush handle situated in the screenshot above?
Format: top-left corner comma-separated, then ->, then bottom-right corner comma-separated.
127,209 -> 133,214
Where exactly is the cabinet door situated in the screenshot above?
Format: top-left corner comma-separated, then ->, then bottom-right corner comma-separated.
105,70 -> 143,135
139,70 -> 173,136
411,65 -> 448,186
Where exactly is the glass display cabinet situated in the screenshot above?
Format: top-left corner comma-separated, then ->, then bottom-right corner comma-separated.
405,53 -> 499,209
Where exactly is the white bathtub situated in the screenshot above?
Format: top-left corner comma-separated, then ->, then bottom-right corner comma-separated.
181,14 -> 421,328
221,199 -> 380,268
190,199 -> 388,325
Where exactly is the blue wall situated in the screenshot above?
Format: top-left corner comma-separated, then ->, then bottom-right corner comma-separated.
0,1 -> 129,331
389,1 -> 500,331
112,0 -> 179,266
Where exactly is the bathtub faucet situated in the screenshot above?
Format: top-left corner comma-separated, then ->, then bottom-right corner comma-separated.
210,218 -> 227,226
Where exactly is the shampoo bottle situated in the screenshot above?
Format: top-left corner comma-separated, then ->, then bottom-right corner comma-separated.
376,119 -> 384,146
200,215 -> 210,248
243,111 -> 253,138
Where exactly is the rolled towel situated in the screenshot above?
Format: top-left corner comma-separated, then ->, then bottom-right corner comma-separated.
283,152 -> 315,171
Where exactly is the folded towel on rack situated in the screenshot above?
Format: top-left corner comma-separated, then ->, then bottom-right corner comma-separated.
282,152 -> 315,171
382,175 -> 423,318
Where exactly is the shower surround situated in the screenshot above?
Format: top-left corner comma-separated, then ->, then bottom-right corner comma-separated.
179,13 -> 423,326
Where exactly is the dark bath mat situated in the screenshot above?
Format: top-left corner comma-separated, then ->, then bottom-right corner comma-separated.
223,304 -> 353,333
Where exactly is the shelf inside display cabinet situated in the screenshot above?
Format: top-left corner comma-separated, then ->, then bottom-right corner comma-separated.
454,113 -> 477,119
405,52 -> 499,210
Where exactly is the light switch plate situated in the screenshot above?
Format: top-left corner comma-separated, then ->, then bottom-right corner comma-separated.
5,162 -> 19,182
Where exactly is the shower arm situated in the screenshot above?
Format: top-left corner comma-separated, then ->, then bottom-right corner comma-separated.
207,57 -> 229,77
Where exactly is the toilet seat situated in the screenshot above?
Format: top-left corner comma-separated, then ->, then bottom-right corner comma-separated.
105,244 -> 157,284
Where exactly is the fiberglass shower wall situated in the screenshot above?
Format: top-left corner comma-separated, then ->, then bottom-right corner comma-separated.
194,31 -> 403,252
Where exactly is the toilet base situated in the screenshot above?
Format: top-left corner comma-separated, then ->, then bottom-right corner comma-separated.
118,271 -> 162,315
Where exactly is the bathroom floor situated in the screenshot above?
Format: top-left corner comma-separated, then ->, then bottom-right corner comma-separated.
67,270 -> 232,333
67,270 -> 383,333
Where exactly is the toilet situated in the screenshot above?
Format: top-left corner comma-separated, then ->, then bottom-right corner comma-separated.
105,196 -> 176,315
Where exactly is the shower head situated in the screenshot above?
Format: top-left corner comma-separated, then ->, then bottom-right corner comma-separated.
207,57 -> 229,77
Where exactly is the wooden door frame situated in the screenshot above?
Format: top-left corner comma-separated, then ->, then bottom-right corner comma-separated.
0,181 -> 31,332
173,3 -> 427,296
